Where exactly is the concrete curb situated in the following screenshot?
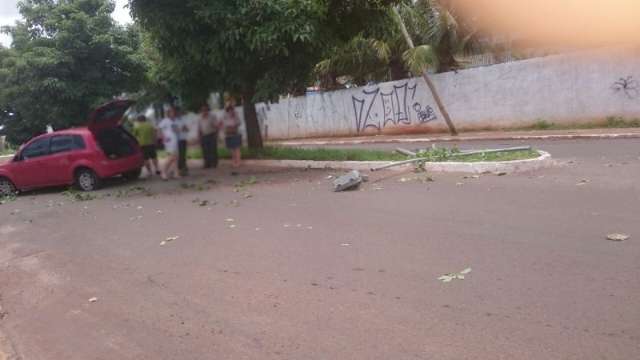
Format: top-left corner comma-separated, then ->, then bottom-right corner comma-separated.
241,151 -> 553,174
272,132 -> 640,146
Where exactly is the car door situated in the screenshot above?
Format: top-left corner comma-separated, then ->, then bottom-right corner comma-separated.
48,135 -> 86,184
11,137 -> 51,189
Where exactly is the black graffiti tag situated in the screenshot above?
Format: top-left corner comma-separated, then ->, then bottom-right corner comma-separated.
612,76 -> 639,99
352,82 -> 421,132
413,103 -> 437,123
352,88 -> 381,132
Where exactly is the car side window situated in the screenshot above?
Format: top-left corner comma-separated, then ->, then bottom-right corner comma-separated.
50,135 -> 85,154
21,137 -> 50,160
73,135 -> 86,150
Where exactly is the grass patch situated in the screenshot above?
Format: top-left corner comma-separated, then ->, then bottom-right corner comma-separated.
164,146 -> 540,163
171,147 -> 408,162
526,117 -> 640,131
62,188 -> 98,202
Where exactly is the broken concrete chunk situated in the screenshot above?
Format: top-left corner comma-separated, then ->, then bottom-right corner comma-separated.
333,170 -> 363,192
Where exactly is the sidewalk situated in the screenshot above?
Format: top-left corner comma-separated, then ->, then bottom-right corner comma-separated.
269,128 -> 640,146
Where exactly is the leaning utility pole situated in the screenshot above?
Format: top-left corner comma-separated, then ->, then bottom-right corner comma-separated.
392,7 -> 458,136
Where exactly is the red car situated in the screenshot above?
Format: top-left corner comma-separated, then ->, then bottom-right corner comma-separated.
0,100 -> 144,195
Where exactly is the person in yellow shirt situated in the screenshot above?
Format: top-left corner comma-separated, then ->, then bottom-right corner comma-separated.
132,115 -> 161,177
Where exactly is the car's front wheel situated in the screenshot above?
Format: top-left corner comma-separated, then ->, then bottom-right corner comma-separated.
0,177 -> 17,196
75,168 -> 100,192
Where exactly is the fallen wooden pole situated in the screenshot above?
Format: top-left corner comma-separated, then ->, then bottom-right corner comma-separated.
396,148 -> 417,157
371,158 -> 429,172
454,146 -> 532,157
372,146 -> 534,172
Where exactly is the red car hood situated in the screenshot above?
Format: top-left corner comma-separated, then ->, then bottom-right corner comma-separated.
87,100 -> 135,132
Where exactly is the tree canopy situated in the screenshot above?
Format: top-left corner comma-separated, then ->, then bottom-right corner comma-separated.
129,0 -> 397,148
0,0 -> 146,145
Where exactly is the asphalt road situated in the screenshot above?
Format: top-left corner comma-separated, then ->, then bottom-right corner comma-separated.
1,138 -> 639,359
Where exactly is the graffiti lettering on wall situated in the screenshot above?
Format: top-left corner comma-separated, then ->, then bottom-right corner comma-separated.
611,76 -> 639,99
352,82 -> 437,132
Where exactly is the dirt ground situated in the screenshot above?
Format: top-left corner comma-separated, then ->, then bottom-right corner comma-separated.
1,139 -> 639,359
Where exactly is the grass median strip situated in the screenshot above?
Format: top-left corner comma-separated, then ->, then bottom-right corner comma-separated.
162,146 -> 540,163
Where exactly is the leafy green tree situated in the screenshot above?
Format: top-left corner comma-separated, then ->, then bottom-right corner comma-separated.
0,0 -> 147,145
130,0 -> 396,148
314,0 -> 481,88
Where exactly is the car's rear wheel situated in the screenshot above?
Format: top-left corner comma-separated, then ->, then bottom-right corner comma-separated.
75,168 -> 100,192
123,168 -> 142,181
0,177 -> 17,196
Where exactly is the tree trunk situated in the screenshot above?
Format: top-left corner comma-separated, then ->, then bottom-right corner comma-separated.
242,91 -> 263,149
389,58 -> 407,80
392,7 -> 458,136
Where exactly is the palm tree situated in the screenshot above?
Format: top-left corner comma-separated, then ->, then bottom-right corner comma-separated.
314,0 -> 481,89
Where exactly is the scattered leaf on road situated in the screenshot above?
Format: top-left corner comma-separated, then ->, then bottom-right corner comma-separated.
607,233 -> 630,242
438,268 -> 472,283
161,236 -> 179,246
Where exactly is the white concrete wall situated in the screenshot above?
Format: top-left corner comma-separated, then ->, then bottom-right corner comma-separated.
257,46 -> 640,140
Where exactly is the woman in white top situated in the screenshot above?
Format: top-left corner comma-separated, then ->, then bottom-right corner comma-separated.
157,107 -> 181,180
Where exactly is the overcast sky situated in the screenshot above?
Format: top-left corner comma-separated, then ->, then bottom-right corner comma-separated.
0,0 -> 133,47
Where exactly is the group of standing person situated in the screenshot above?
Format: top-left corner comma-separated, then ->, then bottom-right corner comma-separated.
132,99 -> 242,180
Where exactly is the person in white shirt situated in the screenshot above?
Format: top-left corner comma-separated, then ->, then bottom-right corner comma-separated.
198,104 -> 221,169
157,107 -> 180,180
174,108 -> 190,176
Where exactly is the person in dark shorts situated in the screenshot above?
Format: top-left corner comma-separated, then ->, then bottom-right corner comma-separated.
222,99 -> 242,175
132,115 -> 160,177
